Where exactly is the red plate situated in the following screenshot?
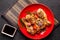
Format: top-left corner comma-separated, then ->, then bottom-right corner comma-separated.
18,4 -> 54,39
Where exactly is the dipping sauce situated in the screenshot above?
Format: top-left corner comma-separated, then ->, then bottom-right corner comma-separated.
3,25 -> 15,35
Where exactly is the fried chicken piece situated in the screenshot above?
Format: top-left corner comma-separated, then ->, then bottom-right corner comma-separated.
37,8 -> 51,26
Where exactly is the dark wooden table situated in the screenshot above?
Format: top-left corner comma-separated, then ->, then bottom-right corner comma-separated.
0,0 -> 60,40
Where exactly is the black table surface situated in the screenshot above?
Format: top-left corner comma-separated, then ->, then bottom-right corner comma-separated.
0,0 -> 60,40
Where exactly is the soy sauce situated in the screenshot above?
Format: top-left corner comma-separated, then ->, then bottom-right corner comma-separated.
3,25 -> 15,35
